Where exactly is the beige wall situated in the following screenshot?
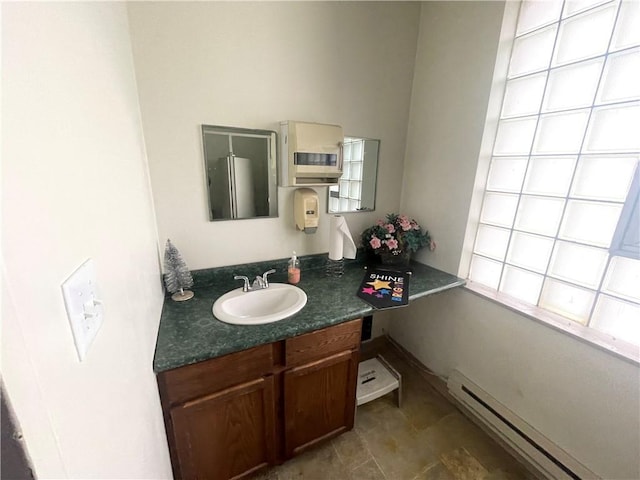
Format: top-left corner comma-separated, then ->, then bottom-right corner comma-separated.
127,2 -> 420,270
392,2 -> 640,478
2,3 -> 171,478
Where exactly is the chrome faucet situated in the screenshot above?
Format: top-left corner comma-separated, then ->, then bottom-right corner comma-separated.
234,269 -> 276,292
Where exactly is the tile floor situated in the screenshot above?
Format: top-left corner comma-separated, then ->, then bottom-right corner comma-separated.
255,341 -> 534,480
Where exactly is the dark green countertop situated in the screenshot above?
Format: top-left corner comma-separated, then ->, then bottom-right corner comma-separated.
153,254 -> 465,373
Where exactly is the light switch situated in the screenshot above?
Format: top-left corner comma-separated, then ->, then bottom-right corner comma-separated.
61,258 -> 104,361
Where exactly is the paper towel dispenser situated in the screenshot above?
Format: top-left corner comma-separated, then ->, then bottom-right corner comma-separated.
280,121 -> 344,187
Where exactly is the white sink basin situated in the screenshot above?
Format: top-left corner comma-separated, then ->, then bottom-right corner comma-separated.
212,283 -> 307,325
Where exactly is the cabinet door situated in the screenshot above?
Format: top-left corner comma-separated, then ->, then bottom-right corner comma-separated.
171,376 -> 276,480
283,349 -> 358,458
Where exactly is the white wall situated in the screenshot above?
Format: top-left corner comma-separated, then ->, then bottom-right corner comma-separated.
392,2 -> 640,479
2,3 -> 172,478
127,2 -> 420,270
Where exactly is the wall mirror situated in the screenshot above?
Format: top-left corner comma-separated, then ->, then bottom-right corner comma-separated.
327,137 -> 380,213
202,125 -> 278,221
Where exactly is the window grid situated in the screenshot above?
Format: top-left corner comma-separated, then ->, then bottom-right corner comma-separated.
470,0 -> 640,344
500,95 -> 638,123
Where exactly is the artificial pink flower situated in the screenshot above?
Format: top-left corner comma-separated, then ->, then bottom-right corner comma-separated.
376,219 -> 385,226
370,236 -> 382,249
385,223 -> 396,233
429,240 -> 437,251
400,219 -> 412,231
386,238 -> 399,250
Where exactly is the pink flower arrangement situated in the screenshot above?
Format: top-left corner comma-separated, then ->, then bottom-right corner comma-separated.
361,213 -> 434,257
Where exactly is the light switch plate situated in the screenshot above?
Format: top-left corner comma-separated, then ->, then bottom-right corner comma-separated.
61,259 -> 103,361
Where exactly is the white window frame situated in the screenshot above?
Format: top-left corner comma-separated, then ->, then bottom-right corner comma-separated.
461,0 -> 640,364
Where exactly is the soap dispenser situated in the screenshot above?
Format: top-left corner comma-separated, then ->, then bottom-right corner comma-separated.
288,251 -> 301,284
293,188 -> 319,234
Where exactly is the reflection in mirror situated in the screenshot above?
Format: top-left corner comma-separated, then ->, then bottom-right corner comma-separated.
202,125 -> 278,221
327,137 -> 380,213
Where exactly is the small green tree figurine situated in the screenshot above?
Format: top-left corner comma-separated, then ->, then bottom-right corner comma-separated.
164,239 -> 194,301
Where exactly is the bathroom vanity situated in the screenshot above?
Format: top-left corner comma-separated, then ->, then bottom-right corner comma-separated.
153,255 -> 464,480
157,318 -> 361,480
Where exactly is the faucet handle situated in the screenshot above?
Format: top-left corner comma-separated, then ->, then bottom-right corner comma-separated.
262,269 -> 276,288
233,275 -> 251,292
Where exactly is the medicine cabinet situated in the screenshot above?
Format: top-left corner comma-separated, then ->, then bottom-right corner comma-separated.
202,125 -> 278,221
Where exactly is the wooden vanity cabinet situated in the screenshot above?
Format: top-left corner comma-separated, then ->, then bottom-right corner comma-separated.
157,318 -> 362,480
157,343 -> 278,480
171,376 -> 276,480
283,320 -> 361,457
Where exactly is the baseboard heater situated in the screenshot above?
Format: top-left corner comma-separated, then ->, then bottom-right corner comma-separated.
447,370 -> 599,480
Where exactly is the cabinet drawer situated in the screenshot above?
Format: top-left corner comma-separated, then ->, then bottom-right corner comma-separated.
159,343 -> 276,406
285,318 -> 362,367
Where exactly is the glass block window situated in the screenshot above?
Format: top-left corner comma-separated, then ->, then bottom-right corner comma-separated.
469,0 -> 640,346
328,137 -> 364,212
